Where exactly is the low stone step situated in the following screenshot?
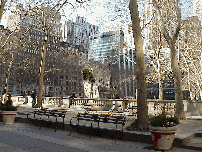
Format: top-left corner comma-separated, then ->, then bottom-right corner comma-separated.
183,137 -> 202,151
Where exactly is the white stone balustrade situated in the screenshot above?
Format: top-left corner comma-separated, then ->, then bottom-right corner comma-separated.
3,95 -> 202,116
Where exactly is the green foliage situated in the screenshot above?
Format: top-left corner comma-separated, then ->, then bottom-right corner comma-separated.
149,114 -> 180,127
0,99 -> 18,111
0,105 -> 18,111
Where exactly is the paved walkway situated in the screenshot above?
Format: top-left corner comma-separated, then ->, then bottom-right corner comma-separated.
2,105 -> 200,151
0,122 -> 199,152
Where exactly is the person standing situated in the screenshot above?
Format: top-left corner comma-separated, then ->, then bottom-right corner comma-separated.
31,89 -> 36,108
68,91 -> 76,108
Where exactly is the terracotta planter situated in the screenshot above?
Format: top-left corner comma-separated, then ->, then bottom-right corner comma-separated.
149,125 -> 178,151
1,111 -> 17,125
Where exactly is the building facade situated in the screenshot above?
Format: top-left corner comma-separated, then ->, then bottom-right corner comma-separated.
88,30 -> 137,98
62,15 -> 99,57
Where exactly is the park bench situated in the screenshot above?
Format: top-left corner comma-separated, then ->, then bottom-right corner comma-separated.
69,112 -> 126,142
127,106 -> 137,114
124,105 -> 137,121
25,109 -> 66,132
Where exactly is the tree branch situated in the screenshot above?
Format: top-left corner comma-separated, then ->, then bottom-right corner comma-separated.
49,0 -> 74,32
0,0 -> 7,20
141,10 -> 156,30
152,0 -> 173,44
1,29 -> 17,50
173,0 -> 181,43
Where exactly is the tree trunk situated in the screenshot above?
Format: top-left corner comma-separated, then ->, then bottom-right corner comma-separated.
188,68 -> 193,100
170,43 -> 185,118
129,0 -> 148,131
158,33 -> 163,101
158,59 -> 163,101
3,52 -> 14,103
0,0 -> 7,21
37,33 -> 49,108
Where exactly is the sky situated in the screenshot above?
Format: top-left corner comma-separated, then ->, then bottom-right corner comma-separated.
181,0 -> 193,20
0,0 -> 197,31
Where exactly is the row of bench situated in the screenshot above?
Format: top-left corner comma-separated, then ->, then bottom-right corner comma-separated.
25,109 -> 66,132
70,112 -> 126,142
21,107 -> 137,142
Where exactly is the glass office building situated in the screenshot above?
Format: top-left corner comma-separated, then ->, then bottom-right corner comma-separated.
88,30 -> 124,64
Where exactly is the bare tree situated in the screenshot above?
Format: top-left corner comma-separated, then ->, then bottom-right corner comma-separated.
0,4 -> 37,101
35,0 -> 74,108
152,0 -> 185,119
179,16 -> 202,100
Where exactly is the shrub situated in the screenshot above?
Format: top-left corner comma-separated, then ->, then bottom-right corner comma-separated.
0,98 -> 18,111
149,114 -> 179,127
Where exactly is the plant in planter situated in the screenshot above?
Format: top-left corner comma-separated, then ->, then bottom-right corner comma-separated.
0,95 -> 18,125
149,114 -> 180,151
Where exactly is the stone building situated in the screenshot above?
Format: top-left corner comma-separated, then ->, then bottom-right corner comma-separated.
62,15 -> 99,56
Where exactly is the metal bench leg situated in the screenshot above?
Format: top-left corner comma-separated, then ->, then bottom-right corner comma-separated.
77,119 -> 80,133
63,117 -> 65,130
33,113 -> 36,125
68,119 -> 73,136
46,115 -> 50,127
39,115 -> 42,129
97,121 -> 100,136
122,124 -> 124,140
54,116 -> 58,132
90,120 -> 93,139
26,114 -> 29,126
68,117 -> 77,136
114,123 -> 118,143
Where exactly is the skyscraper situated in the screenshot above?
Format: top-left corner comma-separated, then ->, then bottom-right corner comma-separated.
62,15 -> 99,56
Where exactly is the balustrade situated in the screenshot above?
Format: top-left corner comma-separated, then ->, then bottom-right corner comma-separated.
8,95 -> 202,116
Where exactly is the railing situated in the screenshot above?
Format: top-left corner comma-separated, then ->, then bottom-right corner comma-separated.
147,100 -> 175,116
71,98 -> 114,110
71,98 -> 176,116
93,99 -> 114,110
4,95 -> 202,116
72,98 -> 88,106
42,97 -> 63,105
